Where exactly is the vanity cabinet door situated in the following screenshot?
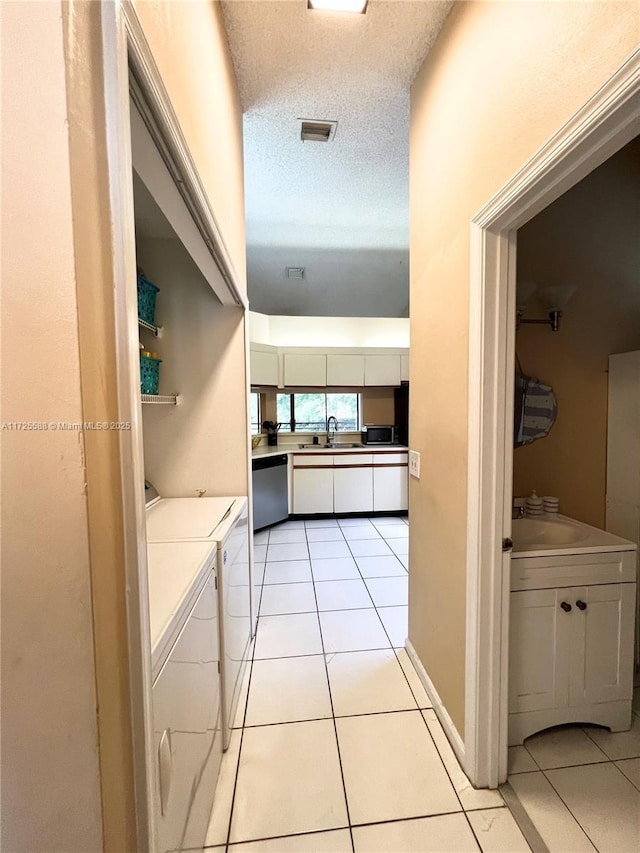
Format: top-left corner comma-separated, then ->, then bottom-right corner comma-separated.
569,582 -> 636,707
509,589 -> 571,714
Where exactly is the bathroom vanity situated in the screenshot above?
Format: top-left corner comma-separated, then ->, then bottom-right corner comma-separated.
508,514 -> 637,745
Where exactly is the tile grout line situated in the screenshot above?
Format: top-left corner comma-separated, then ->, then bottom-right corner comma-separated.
344,528 -> 422,706
222,516 -> 409,851
538,764 -> 604,850
305,527 -> 357,853
219,523 -> 275,851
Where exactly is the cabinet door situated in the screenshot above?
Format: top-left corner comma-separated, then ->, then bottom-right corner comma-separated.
334,466 -> 373,513
284,353 -> 327,387
400,354 -> 409,382
293,467 -> 334,513
364,354 -> 401,386
509,589 -> 571,714
569,582 -> 636,707
250,349 -> 278,386
153,571 -> 221,853
373,466 -> 408,512
326,354 -> 365,386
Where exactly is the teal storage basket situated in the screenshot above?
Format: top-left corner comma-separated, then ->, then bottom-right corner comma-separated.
137,274 -> 159,325
140,354 -> 162,395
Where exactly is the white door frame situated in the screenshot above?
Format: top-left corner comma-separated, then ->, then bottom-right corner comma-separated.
465,48 -> 640,789
101,1 -> 248,846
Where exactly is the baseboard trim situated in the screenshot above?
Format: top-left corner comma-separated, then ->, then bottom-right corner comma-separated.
405,640 -> 466,767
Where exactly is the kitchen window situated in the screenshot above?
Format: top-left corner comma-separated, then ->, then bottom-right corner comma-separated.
249,392 -> 261,433
276,393 -> 360,432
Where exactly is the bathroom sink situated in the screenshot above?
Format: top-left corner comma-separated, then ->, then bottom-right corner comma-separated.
512,518 -> 590,548
297,443 -> 365,449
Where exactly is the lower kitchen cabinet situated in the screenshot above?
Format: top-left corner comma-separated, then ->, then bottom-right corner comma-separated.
373,465 -> 408,512
334,466 -> 373,513
293,467 -> 334,514
509,581 -> 635,744
292,451 -> 408,515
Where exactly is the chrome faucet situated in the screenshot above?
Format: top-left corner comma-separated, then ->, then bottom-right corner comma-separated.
326,416 -> 338,445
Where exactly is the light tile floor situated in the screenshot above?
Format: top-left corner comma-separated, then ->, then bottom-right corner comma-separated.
206,516 -> 528,852
507,691 -> 640,853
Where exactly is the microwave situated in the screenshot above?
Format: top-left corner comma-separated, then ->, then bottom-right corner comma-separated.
361,425 -> 398,445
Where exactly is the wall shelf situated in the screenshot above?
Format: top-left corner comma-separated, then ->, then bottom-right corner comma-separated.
141,394 -> 180,406
138,318 -> 163,337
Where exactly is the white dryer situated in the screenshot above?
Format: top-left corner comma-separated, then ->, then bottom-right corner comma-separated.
145,487 -> 252,749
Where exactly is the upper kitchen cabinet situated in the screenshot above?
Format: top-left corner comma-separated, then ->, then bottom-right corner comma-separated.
250,346 -> 278,386
364,354 -> 402,386
401,355 -> 409,382
283,353 -> 327,387
326,354 -> 365,387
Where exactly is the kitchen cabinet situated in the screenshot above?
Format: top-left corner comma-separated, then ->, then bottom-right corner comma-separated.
334,454 -> 374,513
283,353 -> 327,387
292,451 -> 408,515
293,459 -> 334,514
509,581 -> 636,745
326,354 -> 365,387
364,354 -> 401,386
400,354 -> 409,382
373,464 -> 409,512
250,347 -> 279,386
152,569 -> 221,852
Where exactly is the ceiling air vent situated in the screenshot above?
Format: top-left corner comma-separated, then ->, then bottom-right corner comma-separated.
286,267 -> 305,280
298,119 -> 338,143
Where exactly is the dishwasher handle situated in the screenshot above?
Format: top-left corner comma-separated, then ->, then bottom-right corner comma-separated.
252,454 -> 288,472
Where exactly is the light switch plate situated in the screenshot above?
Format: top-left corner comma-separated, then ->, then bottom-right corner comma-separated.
409,450 -> 420,479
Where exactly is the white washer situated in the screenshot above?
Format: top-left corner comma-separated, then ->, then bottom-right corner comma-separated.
146,490 -> 252,749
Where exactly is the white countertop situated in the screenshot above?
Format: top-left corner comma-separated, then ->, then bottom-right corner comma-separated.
147,540 -> 216,680
252,443 -> 408,459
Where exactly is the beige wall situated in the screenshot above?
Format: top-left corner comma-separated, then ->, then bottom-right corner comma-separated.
409,0 -> 639,735
514,138 -> 640,527
138,238 -> 249,496
1,2 -> 103,849
362,388 -> 395,424
133,0 -> 247,291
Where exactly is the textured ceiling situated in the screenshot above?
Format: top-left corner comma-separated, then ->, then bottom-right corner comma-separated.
220,0 -> 453,316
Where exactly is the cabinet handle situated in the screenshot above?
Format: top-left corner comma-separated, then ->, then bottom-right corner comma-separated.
576,600 -> 587,611
560,601 -> 572,612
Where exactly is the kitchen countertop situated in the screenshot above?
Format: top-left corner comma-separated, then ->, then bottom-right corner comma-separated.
252,443 -> 408,459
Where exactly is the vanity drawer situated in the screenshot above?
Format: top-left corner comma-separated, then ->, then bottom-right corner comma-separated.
511,549 -> 636,591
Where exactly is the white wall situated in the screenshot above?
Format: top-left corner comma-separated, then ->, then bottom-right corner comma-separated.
138,238 -> 248,497
1,2 -> 103,848
249,311 -> 409,348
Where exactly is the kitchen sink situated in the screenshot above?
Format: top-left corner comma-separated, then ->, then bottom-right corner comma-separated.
298,443 -> 365,449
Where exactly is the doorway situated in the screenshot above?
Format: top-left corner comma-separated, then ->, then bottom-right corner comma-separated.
465,51 -> 640,790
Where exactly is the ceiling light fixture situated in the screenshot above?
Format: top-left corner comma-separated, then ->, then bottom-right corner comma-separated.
307,0 -> 368,14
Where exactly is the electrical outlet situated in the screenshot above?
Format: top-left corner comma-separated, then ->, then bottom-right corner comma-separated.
409,450 -> 421,479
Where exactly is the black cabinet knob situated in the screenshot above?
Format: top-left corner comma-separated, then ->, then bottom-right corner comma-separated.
576,600 -> 587,611
560,601 -> 572,612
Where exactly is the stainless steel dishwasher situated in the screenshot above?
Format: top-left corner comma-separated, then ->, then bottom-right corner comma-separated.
252,454 -> 289,531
